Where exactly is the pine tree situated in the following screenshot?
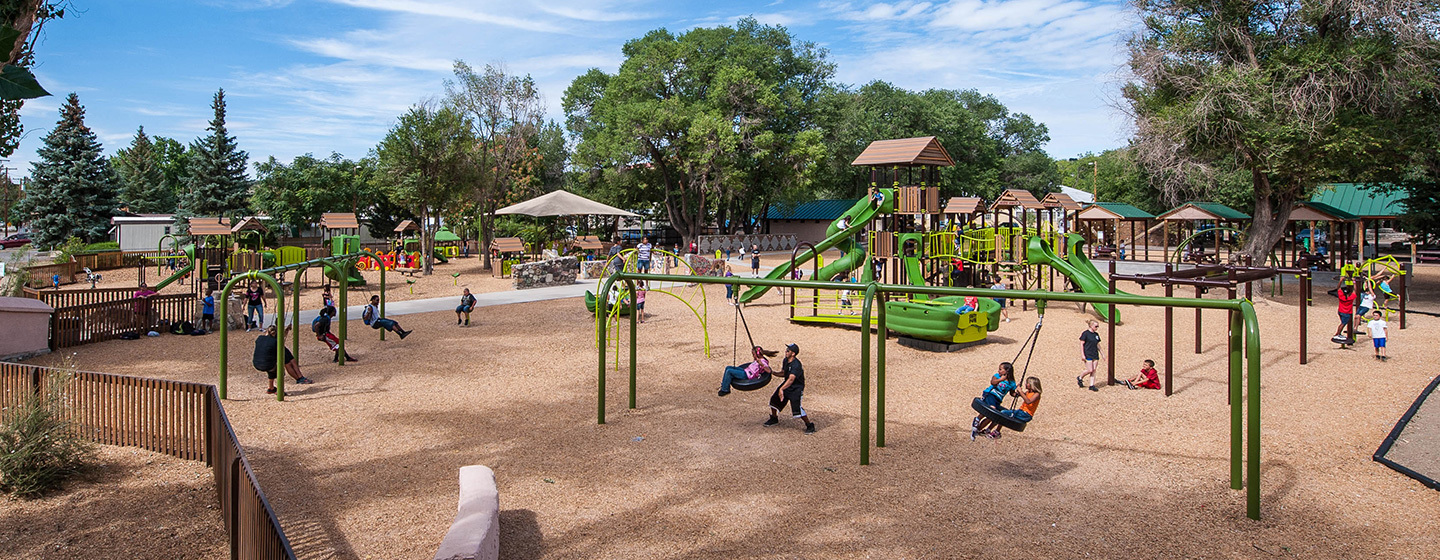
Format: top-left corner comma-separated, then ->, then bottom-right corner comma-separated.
114,126 -> 173,213
177,89 -> 250,227
16,93 -> 118,247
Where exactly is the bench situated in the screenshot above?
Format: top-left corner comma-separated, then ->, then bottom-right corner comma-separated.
1093,246 -> 1116,259
1417,250 -> 1440,264
434,465 -> 499,560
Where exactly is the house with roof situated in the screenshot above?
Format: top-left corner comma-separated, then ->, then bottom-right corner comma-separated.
765,199 -> 861,245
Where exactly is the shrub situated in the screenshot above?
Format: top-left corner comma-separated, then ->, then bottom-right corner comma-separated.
0,366 -> 93,498
81,241 -> 119,252
0,251 -> 35,296
53,236 -> 86,264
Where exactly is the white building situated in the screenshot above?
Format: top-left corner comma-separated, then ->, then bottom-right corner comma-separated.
110,214 -> 178,252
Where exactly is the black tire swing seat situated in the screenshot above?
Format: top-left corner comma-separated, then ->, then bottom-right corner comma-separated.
731,370 -> 773,391
971,397 -> 1027,432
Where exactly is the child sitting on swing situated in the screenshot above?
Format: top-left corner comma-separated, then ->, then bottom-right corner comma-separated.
971,362 -> 1016,440
975,377 -> 1042,440
718,345 -> 778,396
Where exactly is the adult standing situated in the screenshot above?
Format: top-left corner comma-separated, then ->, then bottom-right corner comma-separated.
253,326 -> 312,394
1077,320 -> 1102,392
133,281 -> 158,331
636,236 -> 654,273
765,343 -> 815,433
456,288 -> 477,326
607,239 -> 623,274
244,282 -> 265,331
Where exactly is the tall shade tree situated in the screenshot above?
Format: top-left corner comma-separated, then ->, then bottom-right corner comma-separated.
113,126 -> 174,214
17,93 -> 118,247
563,18 -> 834,244
445,61 -> 545,270
252,153 -> 374,235
177,89 -> 251,229
1125,0 -> 1440,260
375,103 -> 476,275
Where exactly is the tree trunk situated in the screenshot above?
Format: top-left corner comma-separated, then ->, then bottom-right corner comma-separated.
1242,190 -> 1296,265
480,209 -> 493,270
421,206 -> 434,275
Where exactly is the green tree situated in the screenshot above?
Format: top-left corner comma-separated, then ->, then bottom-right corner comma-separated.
563,18 -> 834,244
444,61 -> 546,270
17,93 -> 118,247
0,2 -> 65,154
375,103 -> 476,275
177,89 -> 251,229
112,126 -> 173,213
151,135 -> 191,200
252,153 -> 374,235
1125,0 -> 1440,260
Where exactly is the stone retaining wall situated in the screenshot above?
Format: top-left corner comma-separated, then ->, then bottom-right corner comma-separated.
512,257 -> 578,289
698,234 -> 798,254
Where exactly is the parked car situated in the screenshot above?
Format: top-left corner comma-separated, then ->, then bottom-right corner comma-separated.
0,232 -> 30,248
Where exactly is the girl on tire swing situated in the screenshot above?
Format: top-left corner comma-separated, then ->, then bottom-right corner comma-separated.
719,346 -> 778,396
971,362 -> 1043,440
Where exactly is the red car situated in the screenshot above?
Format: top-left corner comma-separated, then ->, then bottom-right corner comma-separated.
0,233 -> 30,248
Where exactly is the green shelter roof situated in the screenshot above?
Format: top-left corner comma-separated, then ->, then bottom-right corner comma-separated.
1309,183 -> 1405,219
1158,202 -> 1250,221
434,229 -> 461,243
1080,202 -> 1154,220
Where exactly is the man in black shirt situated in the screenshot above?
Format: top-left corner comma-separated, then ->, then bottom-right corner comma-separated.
766,343 -> 815,433
253,326 -> 313,394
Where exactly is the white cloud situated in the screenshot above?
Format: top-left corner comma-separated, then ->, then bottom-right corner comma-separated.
322,0 -> 570,34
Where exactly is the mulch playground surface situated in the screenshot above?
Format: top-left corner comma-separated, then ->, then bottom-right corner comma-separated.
12,262 -> 1440,559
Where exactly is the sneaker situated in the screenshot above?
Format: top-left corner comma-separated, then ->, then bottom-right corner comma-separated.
457,319 -> 462,325
718,390 -> 730,397
970,427 -> 978,441
763,417 -> 779,426
988,430 -> 1001,439
398,330 -> 410,339
464,319 -> 470,326
296,377 -> 314,384
345,354 -> 357,362
1076,376 -> 1084,388
266,387 -> 277,394
972,417 -> 982,428
804,424 -> 816,434
1088,385 -> 1099,392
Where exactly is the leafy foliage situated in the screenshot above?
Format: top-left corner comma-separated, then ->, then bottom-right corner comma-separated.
253,152 -> 372,235
564,18 -> 834,242
0,366 -> 93,498
1124,0 -> 1440,259
375,103 -> 476,274
177,89 -> 251,229
16,93 -> 118,247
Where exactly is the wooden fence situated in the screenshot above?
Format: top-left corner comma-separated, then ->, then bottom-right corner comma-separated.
23,286 -> 144,308
23,261 -> 78,288
0,363 -> 295,558
71,250 -> 165,272
48,293 -> 197,349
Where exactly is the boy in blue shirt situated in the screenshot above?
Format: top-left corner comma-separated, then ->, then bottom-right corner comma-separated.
200,289 -> 216,331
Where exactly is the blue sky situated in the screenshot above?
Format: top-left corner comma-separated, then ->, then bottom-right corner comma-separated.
13,0 -> 1136,177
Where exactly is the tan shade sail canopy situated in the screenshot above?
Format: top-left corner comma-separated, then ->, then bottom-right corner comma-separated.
495,190 -> 639,217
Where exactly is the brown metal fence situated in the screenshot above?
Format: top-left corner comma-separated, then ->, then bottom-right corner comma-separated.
0,363 -> 295,558
48,293 -> 198,349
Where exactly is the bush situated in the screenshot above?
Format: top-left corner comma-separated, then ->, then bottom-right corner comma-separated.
81,241 -> 119,252
0,368 -> 93,498
53,236 -> 86,264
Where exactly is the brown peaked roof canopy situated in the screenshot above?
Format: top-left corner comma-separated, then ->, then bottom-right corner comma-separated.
393,219 -> 421,234
321,212 -> 360,230
187,217 -> 231,236
1042,192 -> 1083,211
851,136 -> 955,167
990,188 -> 1045,210
944,197 -> 985,215
231,216 -> 268,234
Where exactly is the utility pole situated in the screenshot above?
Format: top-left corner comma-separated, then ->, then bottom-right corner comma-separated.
1089,161 -> 1098,202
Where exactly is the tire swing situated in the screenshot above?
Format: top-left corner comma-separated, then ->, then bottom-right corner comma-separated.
727,300 -> 772,392
971,305 -> 1045,432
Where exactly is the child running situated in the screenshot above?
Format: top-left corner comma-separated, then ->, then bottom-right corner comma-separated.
1122,359 -> 1161,390
362,295 -> 412,338
456,288 -> 476,326
1077,319 -> 1102,391
976,377 -> 1042,440
1366,310 -> 1389,361
972,362 -> 1017,440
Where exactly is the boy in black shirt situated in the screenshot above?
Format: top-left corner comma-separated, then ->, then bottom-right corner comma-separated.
766,343 -> 815,433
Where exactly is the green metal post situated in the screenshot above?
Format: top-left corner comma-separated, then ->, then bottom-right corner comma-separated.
1243,301 -> 1261,520
1230,307 -> 1242,490
860,283 -> 876,465
877,288 -> 887,448
291,265 -> 303,360
596,274 -> 617,424
628,279 -> 637,409
338,267 -> 348,365
217,271 -> 285,401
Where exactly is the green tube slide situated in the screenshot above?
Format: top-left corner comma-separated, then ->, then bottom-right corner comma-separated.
1026,234 -> 1123,322
737,189 -> 893,303
153,244 -> 197,291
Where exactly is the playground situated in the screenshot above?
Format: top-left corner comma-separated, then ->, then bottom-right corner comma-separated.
13,261 -> 1440,558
